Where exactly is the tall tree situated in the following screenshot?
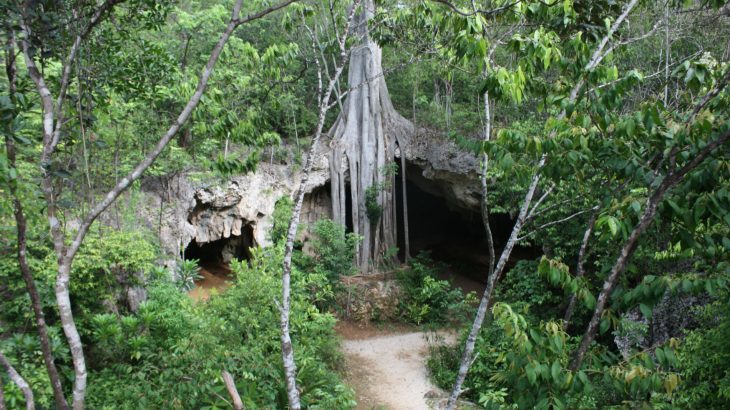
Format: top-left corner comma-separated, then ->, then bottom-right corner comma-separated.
10,0 -> 297,407
2,30 -> 68,410
443,0 -> 646,406
279,1 -> 361,407
328,0 -> 413,273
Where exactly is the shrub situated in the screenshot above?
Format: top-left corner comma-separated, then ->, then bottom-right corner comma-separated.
270,196 -> 294,244
309,219 -> 361,281
668,293 -> 730,408
175,258 -> 201,291
494,259 -> 563,321
85,244 -> 355,409
397,252 -> 474,325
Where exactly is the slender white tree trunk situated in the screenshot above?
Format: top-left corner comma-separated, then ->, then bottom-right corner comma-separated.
0,352 -> 35,410
445,2 -> 642,403
16,1 -> 297,407
280,3 -> 361,407
563,210 -> 598,329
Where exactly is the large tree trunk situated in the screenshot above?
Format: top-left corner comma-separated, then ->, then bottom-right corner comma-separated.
329,0 -> 412,273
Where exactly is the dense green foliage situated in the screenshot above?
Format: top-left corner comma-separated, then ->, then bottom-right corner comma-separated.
1,230 -> 355,408
308,219 -> 361,282
85,246 -> 354,409
396,253 -> 475,325
670,291 -> 730,408
1,0 -> 729,408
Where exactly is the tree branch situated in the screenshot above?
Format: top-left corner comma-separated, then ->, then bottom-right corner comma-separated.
430,0 -> 526,17
519,205 -> 600,241
222,371 -> 244,410
570,127 -> 730,371
563,208 -> 599,329
0,352 -> 34,410
524,185 -> 555,222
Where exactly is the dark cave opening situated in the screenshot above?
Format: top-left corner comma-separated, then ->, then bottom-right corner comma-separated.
183,225 -> 256,266
183,224 -> 256,300
394,160 -> 540,292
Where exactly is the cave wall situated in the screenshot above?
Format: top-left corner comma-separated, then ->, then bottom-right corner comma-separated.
136,131 -> 481,269
137,156 -> 332,268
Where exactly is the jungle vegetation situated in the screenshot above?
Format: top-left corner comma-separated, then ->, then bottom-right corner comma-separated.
1,0 -> 729,409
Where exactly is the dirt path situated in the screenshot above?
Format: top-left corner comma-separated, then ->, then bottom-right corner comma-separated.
339,323 -> 455,410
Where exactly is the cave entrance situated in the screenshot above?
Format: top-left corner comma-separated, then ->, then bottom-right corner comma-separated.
394,160 -> 540,294
183,224 -> 256,301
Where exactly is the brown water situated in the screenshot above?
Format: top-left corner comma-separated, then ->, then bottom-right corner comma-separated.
187,262 -> 234,302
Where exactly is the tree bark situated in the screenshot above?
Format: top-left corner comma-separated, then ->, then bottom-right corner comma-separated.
329,0 -> 413,273
3,32 -> 69,410
569,129 -> 730,371
222,371 -> 244,410
0,352 -> 34,410
480,91 -> 496,276
399,147 -> 411,262
280,3 -> 360,408
16,1 -> 297,407
563,209 -> 598,330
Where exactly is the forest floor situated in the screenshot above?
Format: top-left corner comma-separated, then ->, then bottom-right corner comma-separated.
337,321 -> 457,410
188,263 -> 234,302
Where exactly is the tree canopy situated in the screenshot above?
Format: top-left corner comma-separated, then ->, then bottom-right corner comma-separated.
1,0 -> 728,409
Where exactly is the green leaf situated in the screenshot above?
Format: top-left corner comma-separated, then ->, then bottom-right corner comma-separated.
551,360 -> 561,383
630,201 -> 641,215
600,318 -> 610,334
12,134 -> 31,145
607,217 -> 619,236
582,291 -> 596,309
666,199 -> 683,216
639,303 -> 652,319
625,118 -> 635,136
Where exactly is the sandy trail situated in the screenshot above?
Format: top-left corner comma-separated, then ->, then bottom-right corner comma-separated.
340,325 -> 455,410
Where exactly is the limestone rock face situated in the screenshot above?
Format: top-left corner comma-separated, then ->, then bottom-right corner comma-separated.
613,290 -> 709,359
404,131 -> 481,212
139,133 -> 480,263
139,156 -> 331,262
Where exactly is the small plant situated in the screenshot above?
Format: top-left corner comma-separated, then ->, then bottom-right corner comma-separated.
365,163 -> 400,224
310,219 -> 361,281
365,185 -> 383,222
270,196 -> 294,244
175,259 -> 201,291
